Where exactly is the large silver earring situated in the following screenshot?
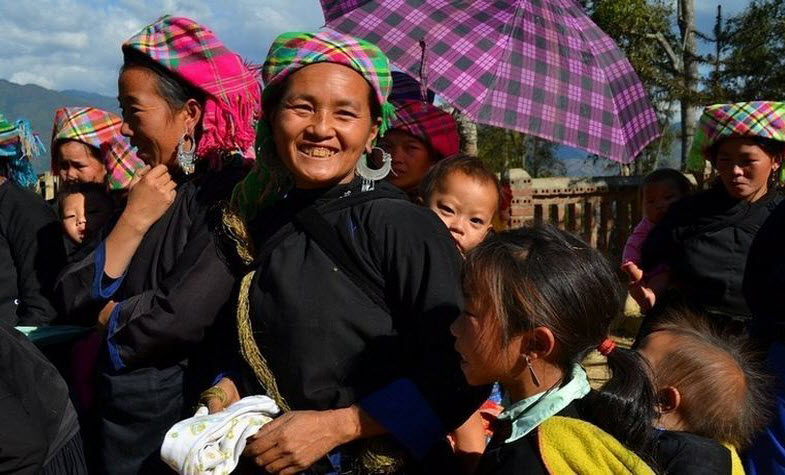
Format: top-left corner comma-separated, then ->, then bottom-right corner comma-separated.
525,355 -> 541,387
355,146 -> 392,191
177,131 -> 196,175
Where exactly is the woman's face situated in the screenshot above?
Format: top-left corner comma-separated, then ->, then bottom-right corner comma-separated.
379,129 -> 434,192
715,138 -> 780,203
118,66 -> 193,168
271,62 -> 380,189
57,141 -> 106,184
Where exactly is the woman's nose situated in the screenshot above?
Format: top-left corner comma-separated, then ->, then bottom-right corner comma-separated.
308,111 -> 334,139
120,121 -> 132,137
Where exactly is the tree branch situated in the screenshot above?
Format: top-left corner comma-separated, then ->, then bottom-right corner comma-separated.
646,32 -> 682,72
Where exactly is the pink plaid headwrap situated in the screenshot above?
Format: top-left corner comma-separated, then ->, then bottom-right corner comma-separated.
390,100 -> 460,159
123,16 -> 262,167
51,107 -> 144,190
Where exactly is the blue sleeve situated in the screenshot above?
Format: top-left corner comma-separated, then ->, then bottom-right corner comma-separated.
359,378 -> 444,459
105,302 -> 125,371
90,241 -> 126,299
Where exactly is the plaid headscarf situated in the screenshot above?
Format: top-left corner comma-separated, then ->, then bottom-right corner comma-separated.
687,101 -> 785,173
261,29 -> 396,134
0,113 -> 44,189
389,100 -> 460,160
233,29 -> 396,220
51,107 -> 144,190
123,16 -> 262,168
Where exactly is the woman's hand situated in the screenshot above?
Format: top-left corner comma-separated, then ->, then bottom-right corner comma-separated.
202,377 -> 241,414
244,408 -> 362,474
123,164 -> 177,233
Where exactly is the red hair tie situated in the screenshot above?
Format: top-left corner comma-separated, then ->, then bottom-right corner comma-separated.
597,338 -> 616,356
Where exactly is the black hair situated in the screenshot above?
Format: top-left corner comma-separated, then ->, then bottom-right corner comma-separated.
418,154 -> 501,207
121,48 -> 206,114
464,224 -> 657,461
641,168 -> 692,196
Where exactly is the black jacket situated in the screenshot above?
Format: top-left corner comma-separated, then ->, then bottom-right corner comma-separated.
642,185 -> 781,321
240,178 -> 487,466
0,180 -> 64,325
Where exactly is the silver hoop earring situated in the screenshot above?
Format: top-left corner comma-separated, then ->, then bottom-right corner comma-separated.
355,146 -> 392,191
177,132 -> 196,175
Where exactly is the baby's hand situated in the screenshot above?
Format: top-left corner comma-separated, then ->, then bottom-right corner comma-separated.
621,261 -> 644,285
621,262 -> 655,311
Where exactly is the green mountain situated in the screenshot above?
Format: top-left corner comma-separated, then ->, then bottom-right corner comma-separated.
0,79 -> 119,173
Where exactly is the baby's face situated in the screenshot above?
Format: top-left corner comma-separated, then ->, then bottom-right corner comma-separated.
427,171 -> 497,255
61,193 -> 86,243
643,181 -> 683,224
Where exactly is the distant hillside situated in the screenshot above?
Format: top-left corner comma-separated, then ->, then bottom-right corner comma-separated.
0,79 -> 119,173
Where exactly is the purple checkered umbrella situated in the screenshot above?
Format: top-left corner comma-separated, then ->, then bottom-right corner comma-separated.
320,0 -> 661,163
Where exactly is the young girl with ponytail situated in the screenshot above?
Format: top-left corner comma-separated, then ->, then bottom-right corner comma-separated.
451,224 -> 657,474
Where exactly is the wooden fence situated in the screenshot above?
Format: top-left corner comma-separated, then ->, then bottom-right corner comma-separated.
502,168 -> 644,263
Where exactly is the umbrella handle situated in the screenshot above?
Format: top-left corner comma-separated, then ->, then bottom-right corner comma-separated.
419,39 -> 429,103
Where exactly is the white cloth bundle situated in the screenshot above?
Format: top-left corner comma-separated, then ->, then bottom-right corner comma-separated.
161,395 -> 280,475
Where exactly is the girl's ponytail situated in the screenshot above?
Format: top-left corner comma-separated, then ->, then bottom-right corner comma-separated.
576,345 -> 658,463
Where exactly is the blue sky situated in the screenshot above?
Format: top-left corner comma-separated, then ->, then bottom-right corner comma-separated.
0,0 -> 755,97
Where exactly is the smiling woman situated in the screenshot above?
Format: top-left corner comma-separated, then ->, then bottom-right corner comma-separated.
208,30 -> 488,474
54,16 -> 261,474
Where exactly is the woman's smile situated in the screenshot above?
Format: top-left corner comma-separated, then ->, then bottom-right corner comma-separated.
297,144 -> 339,160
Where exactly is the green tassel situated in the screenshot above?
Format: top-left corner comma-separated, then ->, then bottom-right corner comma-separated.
379,102 -> 397,138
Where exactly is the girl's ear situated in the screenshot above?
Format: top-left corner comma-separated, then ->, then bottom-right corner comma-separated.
521,327 -> 556,360
657,386 -> 681,413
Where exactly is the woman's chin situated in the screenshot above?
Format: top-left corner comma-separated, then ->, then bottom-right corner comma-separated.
293,168 -> 354,188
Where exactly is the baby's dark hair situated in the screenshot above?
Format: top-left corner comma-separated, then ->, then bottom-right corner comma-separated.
57,182 -> 110,213
641,168 -> 692,196
419,154 -> 501,207
638,306 -> 772,448
463,224 -> 657,459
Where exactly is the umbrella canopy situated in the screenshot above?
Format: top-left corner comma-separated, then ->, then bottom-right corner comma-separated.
321,0 -> 661,163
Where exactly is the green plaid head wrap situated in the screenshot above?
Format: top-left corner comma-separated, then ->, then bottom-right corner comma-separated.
687,102 -> 785,180
233,29 -> 396,220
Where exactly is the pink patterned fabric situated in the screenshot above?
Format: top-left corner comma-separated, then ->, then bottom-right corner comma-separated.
123,16 -> 262,167
622,218 -> 655,266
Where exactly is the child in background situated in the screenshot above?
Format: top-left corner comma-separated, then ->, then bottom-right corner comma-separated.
419,154 -> 500,256
58,182 -> 115,250
453,224 -> 658,474
622,169 -> 692,312
419,155 -> 501,473
637,306 -> 770,474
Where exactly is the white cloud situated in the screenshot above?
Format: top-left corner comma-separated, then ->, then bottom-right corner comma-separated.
0,0 -> 325,96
